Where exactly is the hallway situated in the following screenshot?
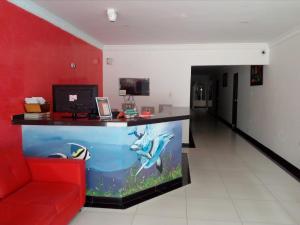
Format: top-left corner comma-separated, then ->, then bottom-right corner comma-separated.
188,110 -> 300,225
70,111 -> 300,225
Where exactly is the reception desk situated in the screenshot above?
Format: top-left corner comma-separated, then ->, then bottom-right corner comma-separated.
12,107 -> 190,208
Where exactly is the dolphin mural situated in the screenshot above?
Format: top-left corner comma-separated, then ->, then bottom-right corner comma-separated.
129,125 -> 174,176
129,125 -> 153,160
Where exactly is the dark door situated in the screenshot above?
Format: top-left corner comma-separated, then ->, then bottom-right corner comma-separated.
232,73 -> 238,129
190,75 -> 195,109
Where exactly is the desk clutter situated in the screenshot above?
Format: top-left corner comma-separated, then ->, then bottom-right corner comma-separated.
24,97 -> 50,119
24,112 -> 50,119
22,95 -> 162,120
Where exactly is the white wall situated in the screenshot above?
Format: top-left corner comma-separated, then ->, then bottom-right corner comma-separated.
103,43 -> 269,143
217,33 -> 300,168
240,34 -> 300,168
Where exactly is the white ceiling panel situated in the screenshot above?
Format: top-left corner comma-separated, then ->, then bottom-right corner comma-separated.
32,0 -> 300,45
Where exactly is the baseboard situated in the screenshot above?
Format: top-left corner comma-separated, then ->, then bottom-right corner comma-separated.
215,115 -> 300,182
236,128 -> 300,182
182,143 -> 191,148
217,116 -> 232,128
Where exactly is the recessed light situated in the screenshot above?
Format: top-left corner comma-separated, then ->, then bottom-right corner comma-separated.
180,13 -> 188,18
107,8 -> 117,22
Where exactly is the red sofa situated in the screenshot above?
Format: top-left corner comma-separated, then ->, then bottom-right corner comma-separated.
0,150 -> 86,225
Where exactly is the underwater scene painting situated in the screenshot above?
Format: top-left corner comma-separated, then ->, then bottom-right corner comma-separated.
22,121 -> 182,198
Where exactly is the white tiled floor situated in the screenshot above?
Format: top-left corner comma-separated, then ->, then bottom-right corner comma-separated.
70,111 -> 300,225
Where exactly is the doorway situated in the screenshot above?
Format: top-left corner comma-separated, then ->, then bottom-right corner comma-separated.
232,73 -> 238,129
215,80 -> 219,116
190,66 -> 219,111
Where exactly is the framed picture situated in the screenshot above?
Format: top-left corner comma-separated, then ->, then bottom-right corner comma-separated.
251,65 -> 263,86
95,97 -> 112,119
223,73 -> 228,87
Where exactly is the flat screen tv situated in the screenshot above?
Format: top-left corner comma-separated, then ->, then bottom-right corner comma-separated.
52,85 -> 98,115
119,78 -> 150,96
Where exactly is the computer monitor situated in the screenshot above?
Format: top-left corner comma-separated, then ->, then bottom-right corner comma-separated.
52,84 -> 98,119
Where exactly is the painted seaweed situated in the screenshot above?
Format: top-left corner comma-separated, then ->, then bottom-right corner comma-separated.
86,165 -> 182,198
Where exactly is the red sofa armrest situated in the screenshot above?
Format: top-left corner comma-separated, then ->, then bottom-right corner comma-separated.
26,157 -> 86,206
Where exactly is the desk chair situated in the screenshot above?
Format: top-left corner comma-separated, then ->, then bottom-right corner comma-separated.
158,104 -> 172,113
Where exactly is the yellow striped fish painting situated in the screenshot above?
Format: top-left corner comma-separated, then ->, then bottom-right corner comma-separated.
68,143 -> 91,160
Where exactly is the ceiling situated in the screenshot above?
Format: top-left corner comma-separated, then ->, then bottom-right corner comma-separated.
32,0 -> 300,45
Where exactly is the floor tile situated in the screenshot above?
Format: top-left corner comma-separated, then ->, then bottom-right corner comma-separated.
136,195 -> 186,218
220,171 -> 262,185
281,201 -> 300,225
254,171 -> 299,187
72,211 -> 134,225
190,170 -> 224,185
82,205 -> 137,214
243,223 -> 294,225
189,157 -> 217,170
225,183 -> 275,200
186,182 -> 229,199
246,161 -> 285,174
233,200 -> 295,224
266,185 -> 300,202
187,198 -> 240,221
132,215 -> 187,225
188,220 -> 242,225
69,212 -> 82,225
163,186 -> 186,198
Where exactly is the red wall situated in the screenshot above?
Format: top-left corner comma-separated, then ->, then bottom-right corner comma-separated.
0,2 -> 103,149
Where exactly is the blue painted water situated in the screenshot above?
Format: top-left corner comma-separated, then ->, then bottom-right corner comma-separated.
22,122 -> 182,196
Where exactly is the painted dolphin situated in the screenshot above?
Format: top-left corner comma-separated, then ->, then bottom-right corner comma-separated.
135,133 -> 174,176
129,126 -> 152,159
129,125 -> 174,176
68,143 -> 91,160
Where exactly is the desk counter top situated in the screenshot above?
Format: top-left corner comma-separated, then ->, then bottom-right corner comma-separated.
12,107 -> 190,127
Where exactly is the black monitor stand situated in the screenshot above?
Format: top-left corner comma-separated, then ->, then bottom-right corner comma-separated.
61,103 -> 99,120
62,103 -> 88,120
71,112 -> 88,120
62,112 -> 88,120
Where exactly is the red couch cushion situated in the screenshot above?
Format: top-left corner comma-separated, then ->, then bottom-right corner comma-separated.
0,150 -> 31,198
3,181 -> 80,214
0,202 -> 56,225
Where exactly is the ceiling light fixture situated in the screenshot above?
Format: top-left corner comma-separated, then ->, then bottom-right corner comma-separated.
180,13 -> 188,18
107,8 -> 117,22
240,21 -> 249,24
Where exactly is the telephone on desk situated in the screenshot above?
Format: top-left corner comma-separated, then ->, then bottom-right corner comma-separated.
124,109 -> 138,118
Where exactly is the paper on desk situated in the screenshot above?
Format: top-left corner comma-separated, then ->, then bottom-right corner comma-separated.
25,97 -> 46,104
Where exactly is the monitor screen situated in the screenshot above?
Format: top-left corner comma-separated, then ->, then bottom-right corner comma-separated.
53,85 -> 98,113
119,78 -> 150,96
